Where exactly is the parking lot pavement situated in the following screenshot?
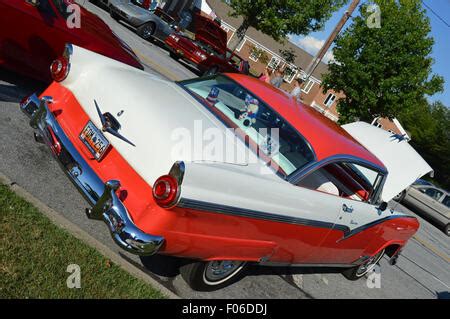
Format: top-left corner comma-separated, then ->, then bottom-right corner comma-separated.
0,2 -> 449,299
76,0 -> 196,82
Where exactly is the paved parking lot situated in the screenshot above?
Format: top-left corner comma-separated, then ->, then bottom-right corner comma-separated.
0,0 -> 448,299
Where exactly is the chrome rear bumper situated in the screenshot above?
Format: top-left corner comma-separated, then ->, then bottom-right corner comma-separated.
20,94 -> 164,256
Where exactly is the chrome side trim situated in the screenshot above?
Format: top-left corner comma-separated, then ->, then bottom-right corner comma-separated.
337,215 -> 417,242
22,94 -> 164,256
288,154 -> 388,184
259,261 -> 355,268
178,197 -> 350,233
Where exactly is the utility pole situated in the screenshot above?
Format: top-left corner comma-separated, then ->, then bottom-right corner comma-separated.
303,0 -> 360,82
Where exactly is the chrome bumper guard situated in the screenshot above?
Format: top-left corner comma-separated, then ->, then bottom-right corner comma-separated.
21,94 -> 164,256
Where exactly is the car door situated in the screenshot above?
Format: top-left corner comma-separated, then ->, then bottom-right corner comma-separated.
296,161 -> 389,264
414,187 -> 447,223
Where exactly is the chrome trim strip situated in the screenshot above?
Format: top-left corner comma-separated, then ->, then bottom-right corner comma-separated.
288,154 -> 388,185
337,215 -> 417,242
259,261 -> 355,268
22,94 -> 164,256
178,198 -> 350,233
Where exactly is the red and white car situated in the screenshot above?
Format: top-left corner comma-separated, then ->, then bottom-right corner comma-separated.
20,45 -> 431,291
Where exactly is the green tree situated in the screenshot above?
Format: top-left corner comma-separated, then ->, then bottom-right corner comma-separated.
227,0 -> 346,51
322,0 -> 444,123
398,100 -> 450,189
279,48 -> 297,64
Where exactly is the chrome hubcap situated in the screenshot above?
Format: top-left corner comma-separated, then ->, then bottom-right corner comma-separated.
356,250 -> 384,276
204,260 -> 245,283
143,26 -> 153,38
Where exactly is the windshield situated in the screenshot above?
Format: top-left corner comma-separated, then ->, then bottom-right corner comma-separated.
178,75 -> 316,177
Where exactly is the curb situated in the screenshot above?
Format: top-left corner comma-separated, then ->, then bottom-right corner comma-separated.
0,171 -> 180,299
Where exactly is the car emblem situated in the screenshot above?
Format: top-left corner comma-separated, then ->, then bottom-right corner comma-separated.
94,100 -> 135,147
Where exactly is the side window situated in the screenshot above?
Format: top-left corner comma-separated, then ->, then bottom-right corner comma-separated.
442,196 -> 450,208
424,188 -> 444,200
297,162 -> 382,203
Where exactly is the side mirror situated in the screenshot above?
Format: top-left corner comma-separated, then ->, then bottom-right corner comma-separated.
25,0 -> 40,7
378,202 -> 388,212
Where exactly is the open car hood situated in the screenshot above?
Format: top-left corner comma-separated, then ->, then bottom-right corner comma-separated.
194,14 -> 227,54
342,122 -> 433,202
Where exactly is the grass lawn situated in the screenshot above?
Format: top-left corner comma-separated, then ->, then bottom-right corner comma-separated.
0,184 -> 166,299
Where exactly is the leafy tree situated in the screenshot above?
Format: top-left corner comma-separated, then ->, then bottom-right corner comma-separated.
322,0 -> 444,123
227,0 -> 347,51
398,100 -> 450,189
279,48 -> 297,64
249,45 -> 270,64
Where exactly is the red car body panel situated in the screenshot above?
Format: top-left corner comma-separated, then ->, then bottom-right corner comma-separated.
0,0 -> 143,82
38,80 -> 419,264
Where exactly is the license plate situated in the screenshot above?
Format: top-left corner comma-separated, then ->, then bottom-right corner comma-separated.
79,121 -> 110,161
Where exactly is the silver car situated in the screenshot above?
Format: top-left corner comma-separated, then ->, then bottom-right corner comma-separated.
109,0 -> 177,42
395,185 -> 450,236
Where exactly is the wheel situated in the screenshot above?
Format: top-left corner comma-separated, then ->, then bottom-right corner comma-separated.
110,9 -> 120,21
444,224 -> 450,237
393,190 -> 406,202
137,22 -> 155,40
180,260 -> 247,291
203,67 -> 218,77
342,249 -> 385,281
169,51 -> 179,60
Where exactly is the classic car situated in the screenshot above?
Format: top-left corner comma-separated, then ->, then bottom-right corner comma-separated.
0,0 -> 143,82
164,14 -> 249,76
109,1 -> 178,42
20,44 -> 431,291
395,185 -> 449,236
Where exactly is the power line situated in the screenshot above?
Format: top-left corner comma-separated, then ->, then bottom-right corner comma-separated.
422,0 -> 450,28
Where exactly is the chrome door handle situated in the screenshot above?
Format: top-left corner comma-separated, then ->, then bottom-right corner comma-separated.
342,204 -> 354,213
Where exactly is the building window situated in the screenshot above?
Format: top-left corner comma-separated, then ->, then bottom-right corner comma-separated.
324,93 -> 336,107
249,46 -> 262,62
268,56 -> 281,70
283,65 -> 298,83
302,79 -> 314,94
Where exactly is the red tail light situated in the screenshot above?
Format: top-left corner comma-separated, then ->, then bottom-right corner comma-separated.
50,57 -> 69,82
152,175 -> 179,208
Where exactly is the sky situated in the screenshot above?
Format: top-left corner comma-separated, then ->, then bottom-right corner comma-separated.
289,0 -> 450,107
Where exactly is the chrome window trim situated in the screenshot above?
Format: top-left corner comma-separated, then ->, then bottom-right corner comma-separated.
288,154 -> 388,204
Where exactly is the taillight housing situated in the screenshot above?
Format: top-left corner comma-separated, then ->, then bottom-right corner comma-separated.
152,175 -> 179,208
50,56 -> 69,82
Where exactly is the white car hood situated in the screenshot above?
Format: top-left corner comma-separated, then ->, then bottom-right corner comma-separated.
342,122 -> 433,202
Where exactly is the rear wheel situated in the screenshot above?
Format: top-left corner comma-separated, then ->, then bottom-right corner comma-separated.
110,8 -> 120,21
180,260 -> 247,291
137,22 -> 155,40
444,224 -> 450,237
342,249 -> 385,281
169,51 -> 179,60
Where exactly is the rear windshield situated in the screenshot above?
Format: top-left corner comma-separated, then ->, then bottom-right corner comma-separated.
178,75 -> 316,177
